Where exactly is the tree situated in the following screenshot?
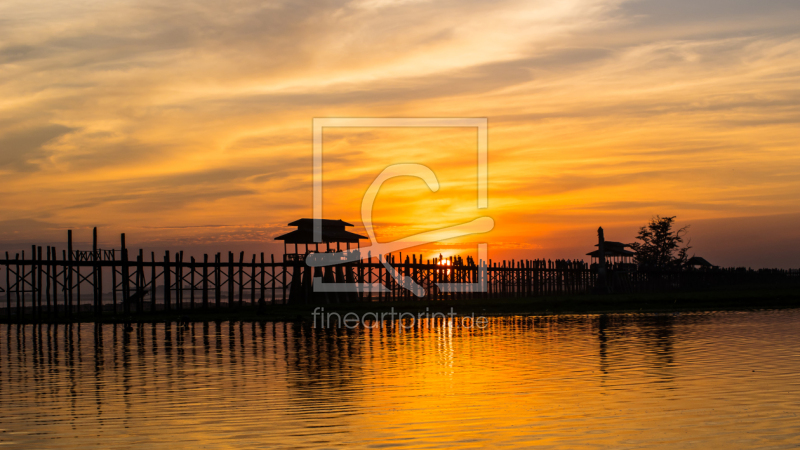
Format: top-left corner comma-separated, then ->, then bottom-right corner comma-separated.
630,216 -> 691,269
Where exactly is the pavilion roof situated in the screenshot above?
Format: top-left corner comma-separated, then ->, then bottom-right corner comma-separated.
274,218 -> 367,243
688,256 -> 715,267
586,241 -> 635,257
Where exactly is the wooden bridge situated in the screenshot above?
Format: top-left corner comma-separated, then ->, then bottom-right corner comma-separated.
0,229 -> 596,320
1,229 -> 797,321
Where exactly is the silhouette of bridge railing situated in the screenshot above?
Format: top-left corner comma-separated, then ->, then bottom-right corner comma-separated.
1,229 -> 797,322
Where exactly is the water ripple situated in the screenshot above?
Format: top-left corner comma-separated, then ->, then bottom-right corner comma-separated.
1,310 -> 800,448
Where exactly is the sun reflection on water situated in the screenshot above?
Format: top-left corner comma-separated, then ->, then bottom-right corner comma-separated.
0,311 -> 799,448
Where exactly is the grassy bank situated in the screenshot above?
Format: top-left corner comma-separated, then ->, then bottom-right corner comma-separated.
2,283 -> 799,324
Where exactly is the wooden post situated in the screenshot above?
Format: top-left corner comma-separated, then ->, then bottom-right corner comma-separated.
5,252 -> 10,320
75,248 -> 81,317
121,234 -> 130,315
136,252 -> 143,313
15,253 -> 21,320
97,248 -> 103,315
163,250 -> 171,312
524,259 -> 529,297
27,246 -> 35,319
111,248 -> 117,315
37,246 -> 43,319
176,251 -> 182,310
67,230 -> 73,317
215,253 -> 221,310
61,250 -> 69,315
357,256 -> 364,303
238,251 -> 244,308
450,256 -> 455,301
597,227 -> 607,294
45,247 -> 52,317
251,254 -> 256,306
203,254 -> 209,310
377,255 -> 383,302
409,254 -> 416,302
228,252 -> 234,309
483,259 -> 488,300
190,256 -> 196,310
357,255 -> 364,302
51,247 -> 59,317
280,254 -> 286,304
151,252 -> 157,312
368,252 -> 373,301
432,256 -> 438,302
92,228 -> 99,316
136,249 -> 144,312
262,253 -> 268,304
488,260 -> 493,298
389,255 -> 396,301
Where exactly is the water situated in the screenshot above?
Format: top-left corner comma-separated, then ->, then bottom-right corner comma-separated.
1,310 -> 799,449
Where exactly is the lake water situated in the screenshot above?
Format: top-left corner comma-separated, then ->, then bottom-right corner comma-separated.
1,310 -> 799,449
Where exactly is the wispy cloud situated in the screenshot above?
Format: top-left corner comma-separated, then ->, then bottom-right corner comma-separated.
1,0 -> 799,266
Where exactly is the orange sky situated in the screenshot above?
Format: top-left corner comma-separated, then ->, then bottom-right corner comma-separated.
1,0 -> 799,267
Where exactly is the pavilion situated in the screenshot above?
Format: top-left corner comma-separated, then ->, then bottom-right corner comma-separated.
586,241 -> 636,265
274,218 -> 367,262
688,256 -> 717,269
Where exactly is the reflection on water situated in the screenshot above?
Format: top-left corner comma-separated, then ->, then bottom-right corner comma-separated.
1,311 -> 800,448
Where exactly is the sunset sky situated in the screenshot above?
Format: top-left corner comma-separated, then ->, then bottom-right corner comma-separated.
1,0 -> 799,267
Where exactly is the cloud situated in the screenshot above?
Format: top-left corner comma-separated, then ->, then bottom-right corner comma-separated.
0,124 -> 74,172
0,0 -> 799,266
